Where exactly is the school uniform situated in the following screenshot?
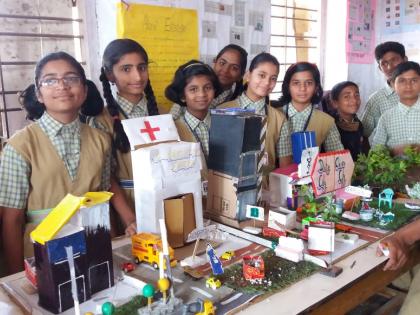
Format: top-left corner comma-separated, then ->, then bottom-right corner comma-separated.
0,112 -> 111,257
175,110 -> 210,181
220,93 -> 292,174
93,94 -> 149,210
335,114 -> 364,161
361,84 -> 399,140
372,98 -> 420,148
170,84 -> 236,120
284,103 -> 344,151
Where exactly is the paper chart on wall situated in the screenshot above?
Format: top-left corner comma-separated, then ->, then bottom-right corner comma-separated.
116,3 -> 199,110
380,0 -> 420,35
200,0 -> 271,66
346,0 -> 376,64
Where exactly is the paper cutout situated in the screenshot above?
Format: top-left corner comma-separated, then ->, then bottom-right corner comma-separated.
310,150 -> 354,197
298,146 -> 319,178
246,205 -> 264,221
121,114 -> 179,149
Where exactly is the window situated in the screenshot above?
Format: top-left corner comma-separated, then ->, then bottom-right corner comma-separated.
270,0 -> 322,99
0,0 -> 87,138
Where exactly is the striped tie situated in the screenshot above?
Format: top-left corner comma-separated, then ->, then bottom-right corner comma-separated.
256,115 -> 267,205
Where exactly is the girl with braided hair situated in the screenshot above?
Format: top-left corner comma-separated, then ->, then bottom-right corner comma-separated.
93,39 -> 159,231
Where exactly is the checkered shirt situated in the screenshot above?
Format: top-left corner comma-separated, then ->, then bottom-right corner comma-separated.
361,84 -> 399,139
117,94 -> 149,118
0,112 -> 111,209
285,103 -> 344,151
183,110 -> 211,158
372,98 -> 420,148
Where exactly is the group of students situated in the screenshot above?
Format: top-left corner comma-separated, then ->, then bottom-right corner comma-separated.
0,38 -> 418,277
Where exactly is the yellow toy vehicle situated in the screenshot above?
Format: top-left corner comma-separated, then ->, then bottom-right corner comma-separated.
185,298 -> 214,315
220,250 -> 235,261
131,233 -> 177,269
205,277 -> 221,290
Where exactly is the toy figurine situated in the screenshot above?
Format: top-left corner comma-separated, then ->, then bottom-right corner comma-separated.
206,243 -> 224,275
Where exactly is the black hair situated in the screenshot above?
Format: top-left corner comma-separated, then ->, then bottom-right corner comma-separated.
214,44 -> 248,100
100,38 -> 159,153
330,81 -> 359,101
375,41 -> 406,62
391,61 -> 420,82
79,80 -> 104,123
165,60 -> 221,107
245,52 -> 280,107
19,51 -> 87,121
19,80 -> 102,122
277,62 -> 323,107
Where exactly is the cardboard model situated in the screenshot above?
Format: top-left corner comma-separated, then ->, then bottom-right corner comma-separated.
121,114 -> 203,234
206,110 -> 264,225
269,164 -> 312,209
310,150 -> 354,197
30,192 -> 113,314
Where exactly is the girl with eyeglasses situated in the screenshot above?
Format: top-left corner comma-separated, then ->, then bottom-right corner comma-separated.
165,60 -> 221,179
0,52 -> 116,274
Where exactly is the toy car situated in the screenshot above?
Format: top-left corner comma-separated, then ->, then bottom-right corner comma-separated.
121,262 -> 136,273
220,250 -> 235,261
205,277 -> 221,290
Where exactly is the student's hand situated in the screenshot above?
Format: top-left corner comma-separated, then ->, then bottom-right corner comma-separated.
377,234 -> 409,271
125,221 -> 137,237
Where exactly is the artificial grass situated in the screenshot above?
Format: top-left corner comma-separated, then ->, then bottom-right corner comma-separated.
114,295 -> 148,315
341,199 -> 417,231
217,250 -> 319,294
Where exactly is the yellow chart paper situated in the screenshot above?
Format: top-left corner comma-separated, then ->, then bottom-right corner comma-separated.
117,3 -> 199,111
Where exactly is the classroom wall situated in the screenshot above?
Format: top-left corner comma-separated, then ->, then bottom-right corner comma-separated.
348,0 -> 420,111
83,0 -> 271,95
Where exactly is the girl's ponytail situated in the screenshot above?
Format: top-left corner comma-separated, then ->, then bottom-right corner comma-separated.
100,68 -> 130,153
230,79 -> 245,100
19,84 -> 45,121
144,80 -> 159,116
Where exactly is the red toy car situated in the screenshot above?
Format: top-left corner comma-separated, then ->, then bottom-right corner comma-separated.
243,255 -> 265,280
121,262 -> 136,273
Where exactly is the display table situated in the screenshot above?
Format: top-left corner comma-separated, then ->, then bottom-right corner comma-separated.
1,235 -> 419,315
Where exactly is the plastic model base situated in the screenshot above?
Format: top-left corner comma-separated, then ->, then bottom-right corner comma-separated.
137,296 -> 184,315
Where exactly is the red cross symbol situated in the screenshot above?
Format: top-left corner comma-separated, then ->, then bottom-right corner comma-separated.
140,120 -> 160,141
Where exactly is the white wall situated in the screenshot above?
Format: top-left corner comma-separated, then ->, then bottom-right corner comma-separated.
322,0 -> 348,90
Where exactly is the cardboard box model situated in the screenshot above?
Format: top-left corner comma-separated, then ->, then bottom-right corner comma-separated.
270,150 -> 354,208
206,110 -> 264,224
164,193 -> 196,248
269,163 -> 312,209
121,114 -> 203,235
30,192 -> 114,314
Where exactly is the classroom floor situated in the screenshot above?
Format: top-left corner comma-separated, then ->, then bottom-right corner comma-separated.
347,287 -> 405,315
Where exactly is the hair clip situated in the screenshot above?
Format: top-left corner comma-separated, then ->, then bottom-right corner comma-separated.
182,62 -> 211,72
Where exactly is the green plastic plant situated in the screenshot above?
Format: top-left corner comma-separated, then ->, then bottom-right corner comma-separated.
321,195 -> 340,223
353,145 -> 418,191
